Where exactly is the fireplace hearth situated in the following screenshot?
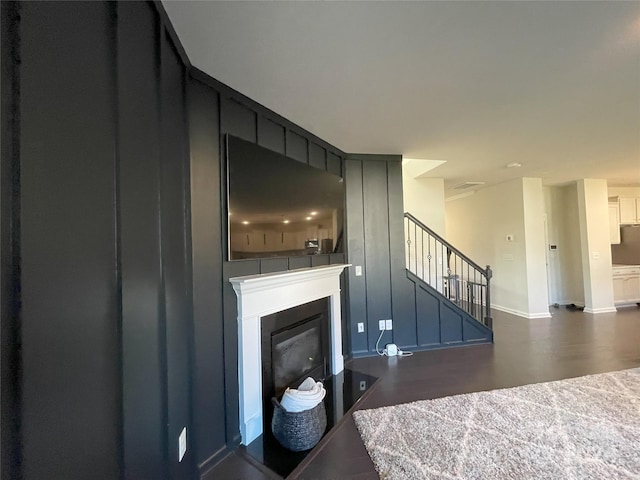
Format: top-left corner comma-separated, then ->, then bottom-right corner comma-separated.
244,368 -> 377,478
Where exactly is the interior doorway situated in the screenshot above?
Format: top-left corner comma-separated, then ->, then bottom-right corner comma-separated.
543,214 -> 555,306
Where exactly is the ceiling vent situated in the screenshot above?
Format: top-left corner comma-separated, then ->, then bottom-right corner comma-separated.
452,181 -> 485,190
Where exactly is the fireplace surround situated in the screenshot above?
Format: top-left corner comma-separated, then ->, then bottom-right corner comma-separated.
230,264 -> 350,445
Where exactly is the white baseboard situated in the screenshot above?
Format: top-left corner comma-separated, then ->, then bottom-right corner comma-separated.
492,304 -> 552,319
583,306 -> 617,314
615,302 -> 640,308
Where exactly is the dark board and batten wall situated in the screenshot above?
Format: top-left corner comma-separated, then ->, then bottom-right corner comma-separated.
6,2 -> 194,479
187,69 -> 348,470
2,1 -> 350,477
345,154 -> 491,356
2,2 -> 487,480
1,3 -> 21,480
117,3 -> 165,478
19,3 -> 121,479
345,155 -> 416,356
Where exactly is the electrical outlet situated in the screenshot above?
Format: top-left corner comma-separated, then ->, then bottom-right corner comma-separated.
385,319 -> 393,330
178,427 -> 187,462
378,320 -> 386,331
355,265 -> 363,276
357,322 -> 365,333
359,380 -> 367,391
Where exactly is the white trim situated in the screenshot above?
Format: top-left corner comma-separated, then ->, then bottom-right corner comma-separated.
492,304 -> 552,319
614,302 -> 639,308
230,264 -> 350,446
583,306 -> 618,314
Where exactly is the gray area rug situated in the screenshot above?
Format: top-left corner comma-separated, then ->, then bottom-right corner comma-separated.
353,368 -> 640,479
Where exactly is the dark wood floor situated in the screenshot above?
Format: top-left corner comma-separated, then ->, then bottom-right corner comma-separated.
206,306 -> 640,480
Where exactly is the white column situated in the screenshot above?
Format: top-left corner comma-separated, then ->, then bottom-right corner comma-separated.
577,179 -> 616,313
522,178 -> 551,317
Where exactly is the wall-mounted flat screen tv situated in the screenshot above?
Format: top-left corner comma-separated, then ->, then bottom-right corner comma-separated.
226,135 -> 344,261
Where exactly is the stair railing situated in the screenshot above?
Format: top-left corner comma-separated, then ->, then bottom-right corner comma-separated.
404,212 -> 493,328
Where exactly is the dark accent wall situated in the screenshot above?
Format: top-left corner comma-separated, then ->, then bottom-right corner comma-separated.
160,26 -> 194,480
19,3 -> 120,478
408,272 -> 493,346
1,2 -> 21,479
345,154 -> 490,356
5,2 -> 193,479
1,2 -> 488,479
187,77 -> 227,472
346,154 -> 415,355
187,68 -> 348,474
117,3 -> 165,478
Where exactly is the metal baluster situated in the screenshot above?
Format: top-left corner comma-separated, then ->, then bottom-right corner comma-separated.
455,253 -> 458,306
442,242 -> 445,296
405,217 -> 409,270
421,229 -> 425,280
403,214 -> 493,329
413,223 -> 418,275
427,233 -> 432,287
469,267 -> 473,317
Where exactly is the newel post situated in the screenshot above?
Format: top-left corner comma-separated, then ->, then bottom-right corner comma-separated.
484,265 -> 493,329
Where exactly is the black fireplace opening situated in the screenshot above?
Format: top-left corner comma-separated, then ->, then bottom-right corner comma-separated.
261,298 -> 330,410
271,315 -> 325,396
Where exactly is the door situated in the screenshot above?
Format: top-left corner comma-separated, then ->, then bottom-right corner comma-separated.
543,214 -> 555,306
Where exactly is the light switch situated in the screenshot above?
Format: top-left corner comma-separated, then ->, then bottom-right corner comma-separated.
355,265 -> 363,276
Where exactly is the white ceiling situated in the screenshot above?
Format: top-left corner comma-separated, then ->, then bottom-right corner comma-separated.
162,0 -> 640,195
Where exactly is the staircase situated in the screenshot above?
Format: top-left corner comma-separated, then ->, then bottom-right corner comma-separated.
404,213 -> 493,330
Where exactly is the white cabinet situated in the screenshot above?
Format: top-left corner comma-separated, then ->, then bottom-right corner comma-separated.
608,203 -> 621,244
612,266 -> 640,305
619,197 -> 640,224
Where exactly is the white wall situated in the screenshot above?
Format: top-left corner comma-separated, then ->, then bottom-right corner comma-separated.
445,178 -> 616,316
577,179 -> 616,313
544,184 -> 586,306
402,173 -> 446,236
560,184 -> 585,306
522,178 -> 550,316
543,186 -> 562,304
608,186 -> 640,197
446,178 -> 544,318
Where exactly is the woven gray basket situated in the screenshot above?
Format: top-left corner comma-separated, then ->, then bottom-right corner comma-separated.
271,397 -> 327,452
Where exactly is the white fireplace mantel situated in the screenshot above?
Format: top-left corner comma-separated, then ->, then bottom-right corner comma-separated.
230,264 -> 350,445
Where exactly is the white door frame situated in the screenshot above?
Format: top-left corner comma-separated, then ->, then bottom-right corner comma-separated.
543,214 -> 555,305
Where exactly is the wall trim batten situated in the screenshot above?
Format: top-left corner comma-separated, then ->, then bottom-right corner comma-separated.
1,2 -> 23,478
